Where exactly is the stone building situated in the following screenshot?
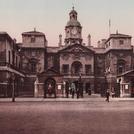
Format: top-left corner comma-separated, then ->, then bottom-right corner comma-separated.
0,7 -> 134,97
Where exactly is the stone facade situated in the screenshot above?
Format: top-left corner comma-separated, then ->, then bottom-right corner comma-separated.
0,8 -> 134,97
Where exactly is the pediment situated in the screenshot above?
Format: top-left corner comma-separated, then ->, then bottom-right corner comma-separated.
38,69 -> 60,77
59,44 -> 94,54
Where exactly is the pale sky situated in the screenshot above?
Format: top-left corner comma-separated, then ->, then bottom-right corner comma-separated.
0,0 -> 134,46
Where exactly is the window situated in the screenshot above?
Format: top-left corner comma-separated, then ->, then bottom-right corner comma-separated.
16,56 -> 18,67
31,51 -> 36,57
97,67 -> 101,75
118,66 -> 123,74
12,50 -> 15,65
109,42 -> 110,46
31,62 -> 36,72
48,56 -> 54,69
85,65 -> 91,75
117,60 -> 125,74
71,61 -> 82,75
119,40 -> 124,45
31,36 -> 36,43
8,51 -> 10,64
62,64 -> 69,74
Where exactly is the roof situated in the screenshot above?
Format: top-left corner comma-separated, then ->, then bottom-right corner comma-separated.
117,70 -> 134,77
58,43 -> 95,53
0,31 -> 8,35
47,47 -> 60,53
22,31 -> 45,36
106,33 -> 132,43
110,33 -> 131,38
0,31 -> 13,42
94,47 -> 105,54
69,9 -> 77,15
66,20 -> 81,27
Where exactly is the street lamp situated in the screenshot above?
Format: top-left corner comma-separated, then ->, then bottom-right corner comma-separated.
78,72 -> 83,98
12,73 -> 15,102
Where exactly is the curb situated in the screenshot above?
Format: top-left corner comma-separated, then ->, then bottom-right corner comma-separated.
0,97 -> 134,102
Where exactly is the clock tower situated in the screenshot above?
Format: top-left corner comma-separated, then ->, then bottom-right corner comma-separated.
64,7 -> 82,45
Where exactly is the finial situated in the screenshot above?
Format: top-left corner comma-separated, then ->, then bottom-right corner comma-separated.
72,6 -> 74,10
34,27 -> 36,32
58,34 -> 62,47
72,2 -> 75,10
87,34 -> 91,46
116,30 -> 118,34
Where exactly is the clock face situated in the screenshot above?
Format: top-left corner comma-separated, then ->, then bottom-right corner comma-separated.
72,28 -> 77,35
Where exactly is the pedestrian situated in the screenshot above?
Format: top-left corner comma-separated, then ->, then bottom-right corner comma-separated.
105,90 -> 110,102
65,81 -> 69,98
78,82 -> 83,98
48,84 -> 52,96
71,82 -> 76,98
88,88 -> 91,95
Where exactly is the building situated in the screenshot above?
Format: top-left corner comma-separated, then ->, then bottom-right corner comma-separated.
0,7 -> 134,98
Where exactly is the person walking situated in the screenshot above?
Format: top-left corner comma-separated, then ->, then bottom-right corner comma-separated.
105,90 -> 110,102
71,82 -> 76,98
65,81 -> 69,98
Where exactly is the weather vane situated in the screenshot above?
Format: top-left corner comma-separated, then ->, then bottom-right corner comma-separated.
72,0 -> 76,10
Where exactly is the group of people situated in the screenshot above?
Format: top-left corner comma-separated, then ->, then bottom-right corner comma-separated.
65,81 -> 111,102
64,81 -> 84,99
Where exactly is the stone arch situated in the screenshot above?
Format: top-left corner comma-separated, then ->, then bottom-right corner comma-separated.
44,78 -> 56,98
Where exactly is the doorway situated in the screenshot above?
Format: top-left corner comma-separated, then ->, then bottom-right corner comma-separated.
44,78 -> 56,98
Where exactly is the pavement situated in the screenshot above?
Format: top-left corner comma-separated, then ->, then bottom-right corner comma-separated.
0,96 -> 134,134
0,94 -> 134,102
1,94 -> 134,134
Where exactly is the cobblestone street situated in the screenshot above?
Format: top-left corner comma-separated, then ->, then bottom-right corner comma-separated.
0,99 -> 134,134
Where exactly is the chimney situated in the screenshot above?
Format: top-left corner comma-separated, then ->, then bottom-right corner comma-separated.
116,30 -> 118,34
58,34 -> 62,47
87,34 -> 91,46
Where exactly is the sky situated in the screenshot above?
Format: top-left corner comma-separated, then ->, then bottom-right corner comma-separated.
0,0 -> 134,46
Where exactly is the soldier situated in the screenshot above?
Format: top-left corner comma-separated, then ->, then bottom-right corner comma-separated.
71,82 -> 76,98
65,81 -> 69,98
48,84 -> 52,96
105,90 -> 110,102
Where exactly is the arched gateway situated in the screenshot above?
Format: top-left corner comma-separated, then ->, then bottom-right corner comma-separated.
36,69 -> 63,98
44,78 -> 56,98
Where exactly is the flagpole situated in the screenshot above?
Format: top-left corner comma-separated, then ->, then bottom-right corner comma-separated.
109,19 -> 111,36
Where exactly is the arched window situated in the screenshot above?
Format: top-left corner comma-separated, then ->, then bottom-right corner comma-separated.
29,58 -> 37,73
31,62 -> 36,72
71,61 -> 82,75
117,59 -> 126,74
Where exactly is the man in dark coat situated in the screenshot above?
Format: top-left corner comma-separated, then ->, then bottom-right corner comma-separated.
105,90 -> 110,102
65,81 -> 69,98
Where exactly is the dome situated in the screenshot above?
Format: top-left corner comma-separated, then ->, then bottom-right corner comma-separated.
66,20 -> 81,27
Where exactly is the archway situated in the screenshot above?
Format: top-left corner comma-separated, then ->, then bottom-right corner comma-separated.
44,78 -> 56,98
85,82 -> 91,93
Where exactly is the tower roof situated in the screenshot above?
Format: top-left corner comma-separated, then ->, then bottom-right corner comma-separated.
66,7 -> 81,27
22,30 -> 45,36
66,20 -> 81,27
69,6 -> 77,15
105,33 -> 132,43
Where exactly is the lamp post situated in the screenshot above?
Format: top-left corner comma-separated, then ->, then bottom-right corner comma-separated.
78,72 -> 83,98
103,71 -> 108,97
12,73 -> 15,102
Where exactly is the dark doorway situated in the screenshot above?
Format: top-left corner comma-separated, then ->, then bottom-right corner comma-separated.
85,83 -> 90,93
44,78 -> 56,98
131,80 -> 134,97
